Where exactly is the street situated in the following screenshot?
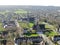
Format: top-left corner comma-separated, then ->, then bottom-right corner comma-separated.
37,32 -> 55,45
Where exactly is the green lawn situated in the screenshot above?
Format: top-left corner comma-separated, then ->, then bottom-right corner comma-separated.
39,22 -> 58,37
45,31 -> 58,37
19,21 -> 34,28
24,33 -> 39,37
14,9 -> 27,14
23,29 -> 39,37
0,23 -> 4,31
19,21 -> 58,37
19,22 -> 29,28
40,22 -> 57,30
28,23 -> 34,28
0,10 -> 9,15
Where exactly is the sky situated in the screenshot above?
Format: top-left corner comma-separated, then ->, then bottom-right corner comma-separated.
0,0 -> 60,6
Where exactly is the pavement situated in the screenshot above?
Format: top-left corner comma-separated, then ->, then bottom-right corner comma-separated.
37,32 -> 55,45
15,20 -> 23,37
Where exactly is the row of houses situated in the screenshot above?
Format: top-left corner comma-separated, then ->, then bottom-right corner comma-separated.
3,20 -> 17,31
15,36 -> 45,45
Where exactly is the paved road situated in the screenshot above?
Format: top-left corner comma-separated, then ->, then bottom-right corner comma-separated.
37,32 -> 55,45
15,20 -> 23,37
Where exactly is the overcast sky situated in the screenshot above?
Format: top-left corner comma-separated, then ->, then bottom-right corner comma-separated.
0,0 -> 60,6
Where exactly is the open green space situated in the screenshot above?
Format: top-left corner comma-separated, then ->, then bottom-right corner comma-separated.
18,21 -> 34,28
24,34 -> 39,37
19,21 -> 58,37
14,9 -> 27,14
24,32 -> 39,37
0,10 -> 9,15
39,22 -> 58,37
44,31 -> 58,37
23,26 -> 39,37
39,22 -> 57,30
19,21 -> 29,28
29,23 -> 34,28
0,23 -> 4,31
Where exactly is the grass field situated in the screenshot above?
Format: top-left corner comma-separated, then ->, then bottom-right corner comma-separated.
19,22 -> 29,28
45,31 -> 58,37
0,23 -> 4,31
0,10 -> 9,15
39,22 -> 58,37
14,9 -> 27,14
0,9 -> 27,15
40,22 -> 57,30
24,33 -> 39,37
19,21 -> 34,28
28,23 -> 34,28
